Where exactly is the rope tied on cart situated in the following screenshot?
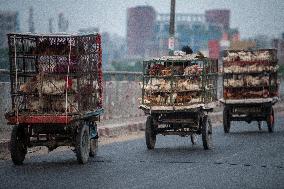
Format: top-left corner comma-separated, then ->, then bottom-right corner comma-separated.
13,35 -> 19,125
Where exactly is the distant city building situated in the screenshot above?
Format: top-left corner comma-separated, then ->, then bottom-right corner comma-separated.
58,13 -> 69,32
127,6 -> 156,58
155,13 -> 224,56
48,18 -> 54,33
229,40 -> 256,50
125,7 -> 238,59
78,27 -> 99,34
0,11 -> 19,48
102,32 -> 127,70
28,7 -> 35,33
78,28 -> 126,69
271,36 -> 284,65
205,9 -> 230,31
253,35 -> 271,49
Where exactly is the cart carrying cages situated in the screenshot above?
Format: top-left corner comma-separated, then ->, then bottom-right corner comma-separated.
4,33 -> 103,165
139,53 -> 218,150
220,49 -> 279,133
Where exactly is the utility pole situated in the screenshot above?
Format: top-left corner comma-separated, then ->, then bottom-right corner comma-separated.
168,0 -> 175,55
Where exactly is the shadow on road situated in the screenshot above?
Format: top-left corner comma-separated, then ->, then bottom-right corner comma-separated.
226,130 -> 284,136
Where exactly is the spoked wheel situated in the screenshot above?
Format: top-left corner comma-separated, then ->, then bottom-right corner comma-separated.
10,125 -> 27,165
223,106 -> 231,133
190,134 -> 198,145
89,138 -> 98,157
145,116 -> 156,150
201,116 -> 213,150
76,124 -> 90,164
267,108 -> 275,133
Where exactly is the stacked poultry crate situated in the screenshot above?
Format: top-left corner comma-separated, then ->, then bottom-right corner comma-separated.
7,33 -> 103,117
223,49 -> 279,100
141,53 -> 218,110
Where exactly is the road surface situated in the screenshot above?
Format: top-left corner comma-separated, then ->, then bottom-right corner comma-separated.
0,115 -> 284,189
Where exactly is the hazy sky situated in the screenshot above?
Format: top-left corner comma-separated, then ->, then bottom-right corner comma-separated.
1,0 -> 283,39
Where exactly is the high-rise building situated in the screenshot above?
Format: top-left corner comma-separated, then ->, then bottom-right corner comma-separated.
127,6 -> 156,58
78,28 -> 126,69
205,9 -> 230,31
48,18 -> 54,33
155,13 -> 223,56
58,13 -> 69,32
272,37 -> 284,65
0,11 -> 19,48
28,7 -> 35,33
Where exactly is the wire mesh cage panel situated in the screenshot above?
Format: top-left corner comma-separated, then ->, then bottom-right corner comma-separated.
141,57 -> 218,107
223,49 -> 279,100
7,33 -> 103,116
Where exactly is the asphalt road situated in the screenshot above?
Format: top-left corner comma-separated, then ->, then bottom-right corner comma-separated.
0,115 -> 284,189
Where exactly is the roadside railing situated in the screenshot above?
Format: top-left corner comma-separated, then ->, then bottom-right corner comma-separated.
103,71 -> 142,81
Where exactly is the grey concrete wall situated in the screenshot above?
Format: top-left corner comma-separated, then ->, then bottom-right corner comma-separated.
102,80 -> 144,120
0,83 -> 10,123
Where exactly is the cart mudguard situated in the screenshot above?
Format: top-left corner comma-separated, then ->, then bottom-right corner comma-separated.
82,108 -> 104,120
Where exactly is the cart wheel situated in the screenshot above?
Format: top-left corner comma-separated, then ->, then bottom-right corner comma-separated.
10,125 -> 27,165
145,116 -> 156,150
89,138 -> 98,157
190,134 -> 198,145
202,116 -> 213,150
223,107 -> 231,133
76,124 -> 90,164
267,108 -> 275,133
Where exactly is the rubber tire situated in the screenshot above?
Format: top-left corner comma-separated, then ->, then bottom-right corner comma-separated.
89,138 -> 98,157
202,116 -> 213,150
76,124 -> 90,164
145,116 -> 156,150
190,134 -> 198,145
267,108 -> 275,133
10,125 -> 27,165
223,107 -> 231,133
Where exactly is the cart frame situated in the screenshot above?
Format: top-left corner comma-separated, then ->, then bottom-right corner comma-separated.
221,49 -> 279,133
140,57 -> 218,150
220,98 -> 278,133
5,33 -> 103,165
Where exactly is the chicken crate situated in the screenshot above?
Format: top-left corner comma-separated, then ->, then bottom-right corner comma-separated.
5,33 -> 103,120
4,33 -> 104,165
221,49 -> 279,133
223,49 -> 279,100
140,53 -> 218,150
141,54 -> 218,110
